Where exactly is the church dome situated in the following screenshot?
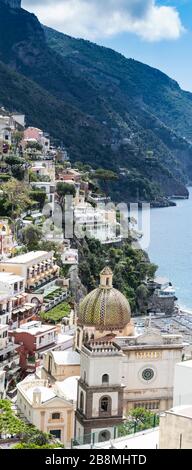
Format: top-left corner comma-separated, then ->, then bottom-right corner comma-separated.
78,267 -> 131,329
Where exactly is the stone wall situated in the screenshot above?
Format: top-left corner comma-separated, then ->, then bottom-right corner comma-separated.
148,293 -> 175,316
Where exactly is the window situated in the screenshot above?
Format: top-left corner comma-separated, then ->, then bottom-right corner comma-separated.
134,401 -> 159,411
80,391 -> 84,413
100,396 -> 111,415
52,412 -> 60,420
102,374 -> 109,385
50,430 -> 61,439
142,368 -> 155,381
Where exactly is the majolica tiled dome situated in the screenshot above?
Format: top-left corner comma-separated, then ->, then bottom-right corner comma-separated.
78,267 -> 131,329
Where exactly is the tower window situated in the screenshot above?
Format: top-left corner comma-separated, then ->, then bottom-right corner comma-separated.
80,391 -> 84,413
106,277 -> 110,286
99,396 -> 112,415
102,374 -> 109,385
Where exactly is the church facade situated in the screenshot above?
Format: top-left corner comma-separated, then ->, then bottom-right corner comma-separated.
75,266 -> 184,445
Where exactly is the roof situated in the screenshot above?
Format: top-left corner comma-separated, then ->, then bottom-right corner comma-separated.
100,266 -> 113,276
26,386 -> 56,403
154,277 -> 170,285
168,405 -> 192,419
56,376 -> 79,402
176,360 -> 192,369
0,251 -> 50,264
79,287 -> 131,329
51,350 -> 80,365
0,272 -> 24,283
16,321 -> 56,336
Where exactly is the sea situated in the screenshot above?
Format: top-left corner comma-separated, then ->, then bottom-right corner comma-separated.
147,187 -> 192,310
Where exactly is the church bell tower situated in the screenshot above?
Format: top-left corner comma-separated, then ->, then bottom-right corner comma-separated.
75,340 -> 125,446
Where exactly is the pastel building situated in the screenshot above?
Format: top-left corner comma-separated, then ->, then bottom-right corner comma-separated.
23,127 -> 50,153
0,251 -> 60,293
0,272 -> 36,328
0,219 -> 15,257
17,375 -> 78,446
42,350 -> 80,383
10,321 -> 58,371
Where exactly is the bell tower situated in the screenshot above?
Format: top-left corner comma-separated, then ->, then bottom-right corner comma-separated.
75,341 -> 125,446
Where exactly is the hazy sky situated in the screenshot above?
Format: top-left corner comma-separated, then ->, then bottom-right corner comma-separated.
22,0 -> 192,91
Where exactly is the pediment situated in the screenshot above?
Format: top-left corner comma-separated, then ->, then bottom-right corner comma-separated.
136,328 -> 164,345
41,396 -> 74,409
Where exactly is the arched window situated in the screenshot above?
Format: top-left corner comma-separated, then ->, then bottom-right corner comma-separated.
80,391 -> 84,413
99,396 -> 112,415
84,371 -> 86,383
102,374 -> 109,385
52,412 -> 60,420
98,430 -> 111,442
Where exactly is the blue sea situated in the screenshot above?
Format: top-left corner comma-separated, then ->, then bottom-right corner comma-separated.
147,188 -> 192,309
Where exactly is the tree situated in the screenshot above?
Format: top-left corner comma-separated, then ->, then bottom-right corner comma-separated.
93,168 -> 118,196
12,131 -> 23,148
1,179 -> 33,217
26,141 -> 43,151
56,182 -> 76,207
29,189 -> 47,210
22,225 -> 42,251
118,408 -> 159,436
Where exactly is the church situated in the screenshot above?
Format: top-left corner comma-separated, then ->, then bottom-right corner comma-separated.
75,267 -> 184,445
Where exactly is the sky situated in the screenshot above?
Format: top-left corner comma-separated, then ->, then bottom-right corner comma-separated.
22,0 -> 192,91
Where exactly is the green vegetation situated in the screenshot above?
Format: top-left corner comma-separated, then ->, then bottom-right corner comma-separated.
0,399 -> 63,449
41,301 -> 70,323
118,408 -> 159,437
0,4 -> 191,202
56,181 -> 76,207
78,237 -> 157,312
0,178 -> 33,217
21,225 -> 43,251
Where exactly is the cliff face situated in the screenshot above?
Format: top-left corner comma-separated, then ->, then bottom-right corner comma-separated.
0,3 -> 191,202
0,0 -> 21,8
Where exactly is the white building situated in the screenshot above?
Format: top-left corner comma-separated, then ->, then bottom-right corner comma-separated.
173,360 -> 192,406
159,405 -> 192,449
0,370 -> 5,399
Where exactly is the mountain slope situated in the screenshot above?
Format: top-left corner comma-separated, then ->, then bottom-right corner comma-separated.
0,2 -> 191,202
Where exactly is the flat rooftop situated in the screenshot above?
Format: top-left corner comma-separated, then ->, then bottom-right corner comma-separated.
0,272 -> 24,283
15,321 -> 56,336
168,405 -> 192,419
175,360 -> 192,369
51,350 -> 80,365
0,251 -> 50,264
